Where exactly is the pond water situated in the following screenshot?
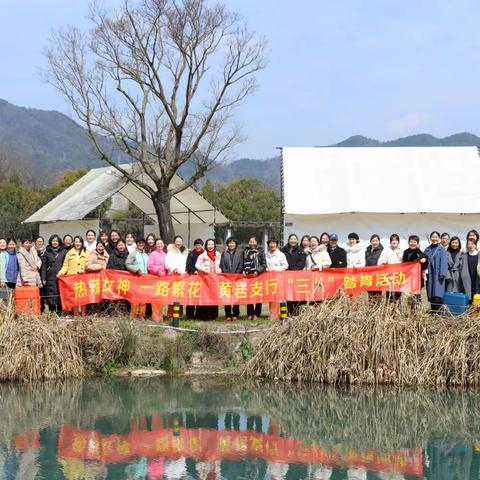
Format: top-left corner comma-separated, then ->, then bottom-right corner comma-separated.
0,377 -> 478,479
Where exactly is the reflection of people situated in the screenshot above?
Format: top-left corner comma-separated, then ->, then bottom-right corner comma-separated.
164,457 -> 187,479
308,465 -> 332,480
265,461 -> 289,480
17,448 -> 40,480
125,457 -> 147,479
427,441 -> 473,480
196,459 -> 221,480
84,460 -> 108,480
347,467 -> 367,480
378,472 -> 405,480
147,457 -> 165,480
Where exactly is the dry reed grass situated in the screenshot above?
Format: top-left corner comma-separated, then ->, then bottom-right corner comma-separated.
0,308 -> 85,383
69,316 -> 137,371
243,295 -> 480,386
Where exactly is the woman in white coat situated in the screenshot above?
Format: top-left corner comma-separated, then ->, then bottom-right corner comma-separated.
379,233 -> 402,302
265,239 -> 288,320
304,236 -> 331,270
195,238 -> 221,320
346,232 -> 365,268
165,235 -> 188,320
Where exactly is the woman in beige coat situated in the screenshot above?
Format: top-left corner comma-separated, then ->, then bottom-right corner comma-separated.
17,238 -> 42,287
85,242 -> 110,271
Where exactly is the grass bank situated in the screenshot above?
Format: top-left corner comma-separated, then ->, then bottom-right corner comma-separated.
0,304 -> 265,382
243,295 -> 480,387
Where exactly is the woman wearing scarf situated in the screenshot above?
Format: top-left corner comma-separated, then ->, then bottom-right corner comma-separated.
196,238 -> 222,320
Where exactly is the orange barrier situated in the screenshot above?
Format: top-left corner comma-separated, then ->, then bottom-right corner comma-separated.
14,286 -> 41,315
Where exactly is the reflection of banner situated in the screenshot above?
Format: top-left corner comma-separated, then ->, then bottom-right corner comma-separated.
58,425 -> 422,476
58,263 -> 421,309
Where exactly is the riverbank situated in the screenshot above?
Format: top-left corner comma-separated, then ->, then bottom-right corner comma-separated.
2,295 -> 480,385
0,304 -> 267,382
244,295 -> 480,387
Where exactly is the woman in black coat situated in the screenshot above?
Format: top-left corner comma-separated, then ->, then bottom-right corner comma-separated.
106,239 -> 129,270
41,235 -> 65,313
402,234 -> 428,309
282,234 -> 306,315
365,234 -> 384,302
185,239 -> 207,320
220,237 -> 244,320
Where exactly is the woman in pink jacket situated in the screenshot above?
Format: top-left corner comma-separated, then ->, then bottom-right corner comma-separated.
147,239 -> 167,321
195,238 -> 221,320
148,239 -> 167,276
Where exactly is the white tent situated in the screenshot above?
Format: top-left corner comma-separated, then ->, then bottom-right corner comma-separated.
25,164 -> 228,246
282,146 -> 480,248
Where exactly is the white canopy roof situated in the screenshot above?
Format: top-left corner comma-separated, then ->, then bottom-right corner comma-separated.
25,164 -> 228,225
282,146 -> 480,215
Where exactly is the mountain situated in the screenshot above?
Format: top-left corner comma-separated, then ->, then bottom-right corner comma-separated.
1,98 -> 479,189
0,99 -> 103,183
334,132 -> 480,148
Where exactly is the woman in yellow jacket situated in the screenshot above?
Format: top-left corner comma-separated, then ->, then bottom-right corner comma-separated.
59,236 -> 90,275
58,235 -> 90,315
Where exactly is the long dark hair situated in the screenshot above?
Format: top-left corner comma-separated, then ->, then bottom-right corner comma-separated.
205,238 -> 216,251
467,229 -> 479,243
73,236 -> 86,253
145,233 -> 157,254
109,229 -> 121,244
447,236 -> 462,253
319,232 -> 330,244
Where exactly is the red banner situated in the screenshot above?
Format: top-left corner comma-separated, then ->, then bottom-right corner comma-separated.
58,263 -> 421,309
58,425 -> 422,475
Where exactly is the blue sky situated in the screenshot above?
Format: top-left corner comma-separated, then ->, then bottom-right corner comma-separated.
2,1 -> 480,158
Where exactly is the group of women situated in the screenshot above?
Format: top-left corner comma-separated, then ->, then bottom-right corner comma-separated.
2,228 -> 480,318
293,229 -> 480,312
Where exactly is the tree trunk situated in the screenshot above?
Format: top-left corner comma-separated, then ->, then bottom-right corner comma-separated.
152,187 -> 176,245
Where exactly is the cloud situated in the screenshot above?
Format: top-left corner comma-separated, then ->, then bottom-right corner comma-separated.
388,112 -> 432,135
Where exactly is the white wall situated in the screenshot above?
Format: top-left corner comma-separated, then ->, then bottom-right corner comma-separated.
144,223 -> 214,248
284,213 -> 480,250
39,220 -> 100,242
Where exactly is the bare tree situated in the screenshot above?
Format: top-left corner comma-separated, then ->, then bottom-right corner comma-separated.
43,0 -> 267,243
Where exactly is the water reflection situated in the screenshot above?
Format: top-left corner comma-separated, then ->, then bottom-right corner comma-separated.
0,378 -> 479,479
